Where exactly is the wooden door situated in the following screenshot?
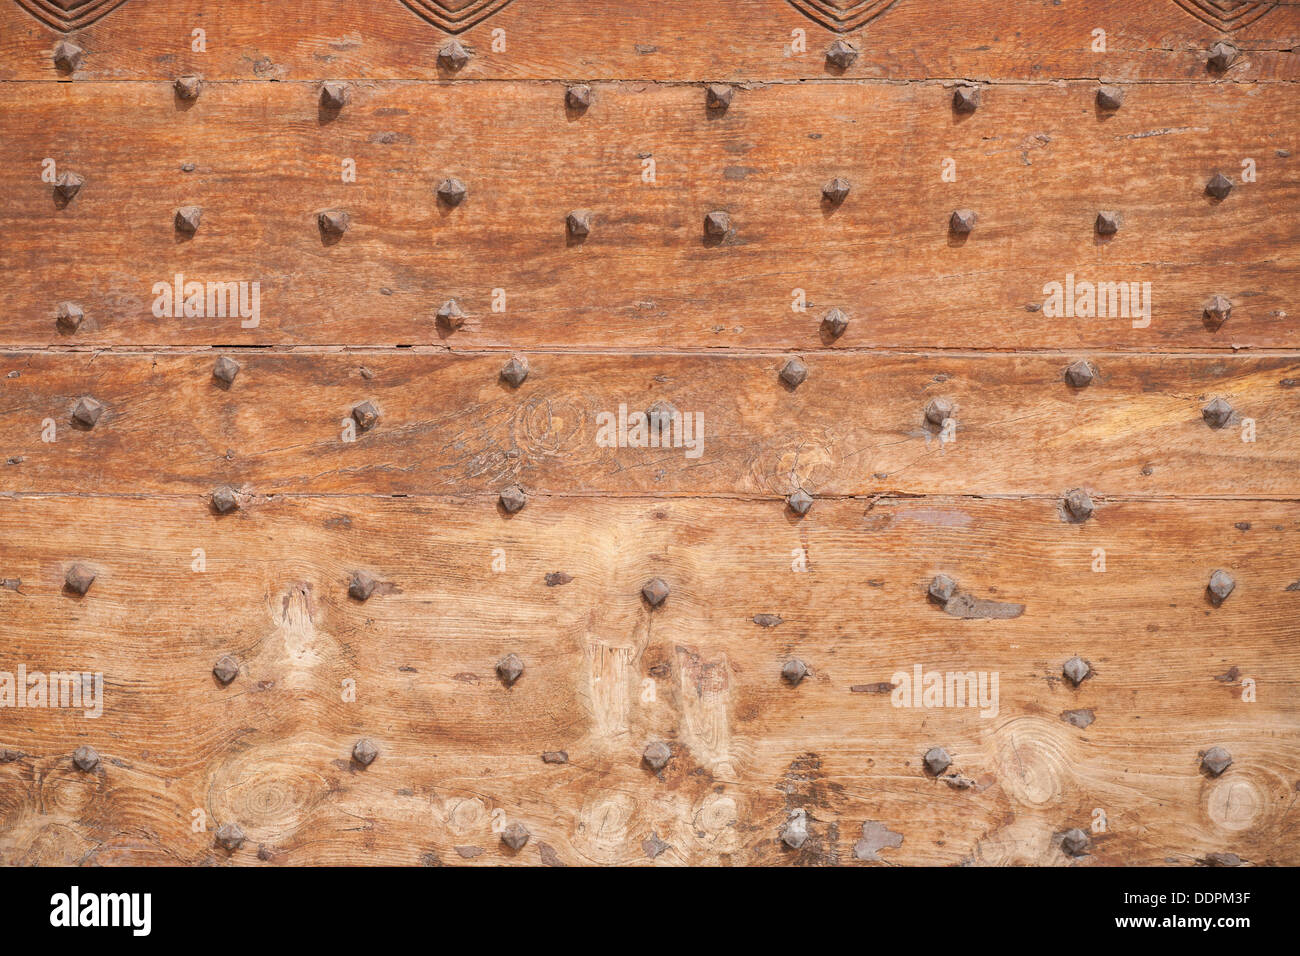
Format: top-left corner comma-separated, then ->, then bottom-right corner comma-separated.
0,0 -> 1297,866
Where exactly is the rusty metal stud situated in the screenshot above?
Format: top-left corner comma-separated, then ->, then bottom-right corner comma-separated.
438,39 -> 471,71
317,209 -> 350,238
566,83 -> 591,109
1201,746 -> 1232,775
1202,397 -> 1233,429
348,570 -> 377,602
212,655 -> 239,685
820,307 -> 849,338
437,177 -> 467,206
647,400 -> 677,430
566,210 -> 591,237
435,298 -> 466,331
1205,172 -> 1233,200
787,489 -> 813,515
1207,41 -> 1238,72
779,357 -> 808,388
1063,656 -> 1091,687
703,210 -> 731,237
65,564 -> 96,595
71,396 -> 104,428
641,577 -> 670,607
706,84 -> 732,110
825,39 -> 858,69
175,205 -> 202,235
781,812 -> 809,849
212,356 -> 241,385
644,400 -> 676,429
53,40 -> 83,72
923,746 -> 952,776
1064,359 -> 1094,388
211,486 -> 239,514
497,653 -> 524,686
352,738 -> 379,766
501,822 -> 530,850
215,822 -> 245,851
1095,211 -> 1120,236
924,397 -> 954,427
702,210 -> 732,237
822,177 -> 851,204
351,400 -> 380,432
949,209 -> 977,235
1061,828 -> 1089,856
54,171 -> 84,201
499,485 -> 527,514
174,75 -> 202,100
55,301 -> 84,333
643,741 -> 672,771
1096,85 -> 1125,110
952,85 -> 980,114
320,81 -> 348,110
1063,488 -> 1094,522
928,574 -> 956,605
72,745 -> 100,771
500,355 -> 529,387
782,659 -> 808,685
431,299 -> 467,332
1207,569 -> 1235,607
1203,294 -> 1232,329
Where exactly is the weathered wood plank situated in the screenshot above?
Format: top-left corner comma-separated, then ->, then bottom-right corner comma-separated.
2,0 -> 1297,82
2,351 -> 1296,497
1,495 -> 1296,865
2,80 -> 1296,349
2,0 -> 1295,875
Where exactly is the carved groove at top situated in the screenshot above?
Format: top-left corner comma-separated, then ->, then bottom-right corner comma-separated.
786,0 -> 900,32
14,0 -> 129,32
1171,0 -> 1278,31
398,0 -> 515,33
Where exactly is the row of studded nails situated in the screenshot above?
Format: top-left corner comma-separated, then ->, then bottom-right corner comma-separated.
58,352 -> 1245,401
51,37 -> 1245,77
61,714 -> 1238,784
53,39 -> 477,76
48,71 -> 1193,121
203,469 -> 1232,520
818,38 -> 1242,74
47,170 -> 1243,238
51,291 -> 1238,337
61,557 -> 1241,613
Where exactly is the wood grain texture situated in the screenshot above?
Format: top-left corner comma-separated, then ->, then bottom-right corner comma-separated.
1,495 -> 1296,866
1,351 -> 1297,497
2,0 -> 1297,869
2,80 -> 1296,350
1,0 -> 1298,82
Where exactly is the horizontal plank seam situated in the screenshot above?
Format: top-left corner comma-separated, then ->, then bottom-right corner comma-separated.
3,492 -> 1300,503
3,347 -> 1299,358
2,76 -> 1299,87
